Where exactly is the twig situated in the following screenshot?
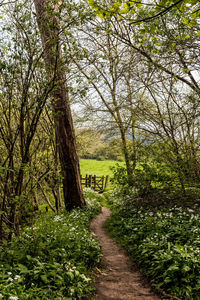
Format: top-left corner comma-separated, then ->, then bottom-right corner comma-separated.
152,284 -> 182,300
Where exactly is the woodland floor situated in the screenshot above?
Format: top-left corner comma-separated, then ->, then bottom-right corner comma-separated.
90,207 -> 161,300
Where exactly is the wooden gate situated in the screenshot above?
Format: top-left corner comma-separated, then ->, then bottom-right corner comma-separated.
81,174 -> 109,192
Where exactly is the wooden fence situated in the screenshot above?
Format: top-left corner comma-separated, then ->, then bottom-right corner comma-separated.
81,174 -> 109,192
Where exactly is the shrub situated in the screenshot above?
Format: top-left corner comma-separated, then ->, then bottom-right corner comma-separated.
111,162 -> 195,202
0,189 -> 102,299
106,202 -> 200,299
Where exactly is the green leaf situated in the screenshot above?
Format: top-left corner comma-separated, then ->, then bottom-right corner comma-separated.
167,264 -> 179,272
182,18 -> 189,25
96,12 -> 104,18
41,274 -> 48,283
182,265 -> 191,272
17,264 -> 28,273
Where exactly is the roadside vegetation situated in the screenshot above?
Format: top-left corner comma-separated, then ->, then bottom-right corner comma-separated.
106,200 -> 200,299
0,189 -> 102,300
105,163 -> 200,300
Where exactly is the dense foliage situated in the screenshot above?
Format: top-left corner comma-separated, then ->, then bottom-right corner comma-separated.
111,158 -> 200,205
76,130 -> 124,161
1,0 -> 200,238
106,194 -> 200,299
0,189 -> 102,299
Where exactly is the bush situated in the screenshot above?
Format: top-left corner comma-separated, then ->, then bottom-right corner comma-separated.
111,164 -> 129,187
0,189 -> 102,299
111,162 -> 187,201
106,202 -> 200,299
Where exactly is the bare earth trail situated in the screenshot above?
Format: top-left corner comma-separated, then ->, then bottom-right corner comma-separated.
90,207 -> 161,300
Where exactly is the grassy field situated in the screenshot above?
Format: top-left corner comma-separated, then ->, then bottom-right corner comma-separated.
80,159 -> 124,177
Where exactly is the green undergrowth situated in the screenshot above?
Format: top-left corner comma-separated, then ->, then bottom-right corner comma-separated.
0,189 -> 102,300
106,195 -> 200,300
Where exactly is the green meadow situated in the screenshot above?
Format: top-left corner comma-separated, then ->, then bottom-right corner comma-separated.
80,159 -> 124,177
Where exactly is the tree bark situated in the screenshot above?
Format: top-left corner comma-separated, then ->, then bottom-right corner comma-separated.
33,0 -> 85,210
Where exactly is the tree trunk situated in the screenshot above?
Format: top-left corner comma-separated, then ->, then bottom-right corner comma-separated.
120,129 -> 134,185
33,0 -> 85,210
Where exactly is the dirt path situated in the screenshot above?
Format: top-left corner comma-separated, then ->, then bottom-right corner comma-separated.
90,207 -> 161,300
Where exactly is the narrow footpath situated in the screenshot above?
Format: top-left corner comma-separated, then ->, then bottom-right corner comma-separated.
90,207 -> 161,300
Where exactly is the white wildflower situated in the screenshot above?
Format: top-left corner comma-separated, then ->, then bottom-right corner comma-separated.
9,296 -> 18,300
8,277 -> 13,282
14,275 -> 21,280
54,215 -> 63,222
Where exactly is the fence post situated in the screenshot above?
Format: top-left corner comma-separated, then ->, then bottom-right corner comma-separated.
85,174 -> 88,187
101,176 -> 104,191
94,175 -> 96,190
104,175 -> 109,189
89,175 -> 92,188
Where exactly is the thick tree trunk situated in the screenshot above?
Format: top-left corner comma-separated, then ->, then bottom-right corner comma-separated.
33,0 -> 85,210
